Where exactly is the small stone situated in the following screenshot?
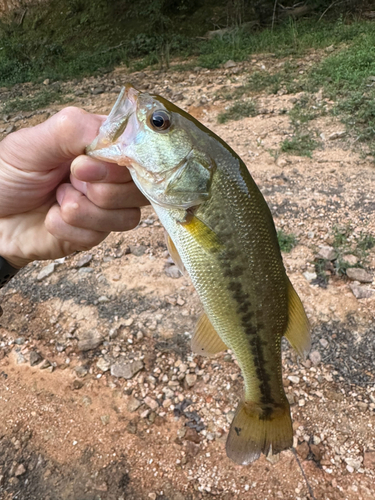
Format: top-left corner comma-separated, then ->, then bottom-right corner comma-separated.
343,254 -> 359,266
143,398 -> 158,413
72,380 -> 84,390
310,444 -> 323,461
364,450 -> 375,468
296,442 -> 309,460
37,263 -> 55,281
176,296 -> 185,306
179,363 -> 188,373
127,396 -> 141,412
74,365 -> 89,378
185,374 -> 197,387
110,360 -> 144,379
164,265 -> 181,279
81,395 -> 92,407
288,375 -> 300,384
14,464 -> 26,476
92,87 -> 104,95
316,245 -> 336,261
129,245 -> 147,256
126,419 -> 138,434
184,428 -> 200,444
286,393 -> 295,405
5,124 -> 16,135
346,268 -> 372,283
319,338 -> 329,348
98,295 -> 110,303
78,267 -> 93,274
13,349 -> 26,364
123,318 -> 134,327
328,130 -> 346,140
349,283 -> 373,299
148,494 -> 157,500
309,350 -> 322,366
39,359 -> 51,370
77,330 -> 103,351
223,59 -> 237,69
303,271 -> 317,281
96,358 -> 110,372
345,457 -> 363,470
100,415 -> 110,425
29,351 -> 42,366
298,399 -> 306,407
75,253 -> 92,268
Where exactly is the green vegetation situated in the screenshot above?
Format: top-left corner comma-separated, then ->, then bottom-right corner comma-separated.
280,133 -> 319,158
0,1 -> 372,86
277,230 -> 297,253
217,100 -> 257,123
2,89 -> 73,114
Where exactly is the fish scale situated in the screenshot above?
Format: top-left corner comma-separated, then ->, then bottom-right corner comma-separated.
87,85 -> 311,465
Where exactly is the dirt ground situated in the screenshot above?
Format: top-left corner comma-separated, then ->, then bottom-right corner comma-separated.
1,54 -> 375,500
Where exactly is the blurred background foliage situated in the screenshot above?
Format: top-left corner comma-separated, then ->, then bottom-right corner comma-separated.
0,0 -> 373,85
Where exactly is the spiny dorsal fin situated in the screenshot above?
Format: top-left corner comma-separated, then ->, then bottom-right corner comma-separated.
191,313 -> 227,357
165,231 -> 185,274
283,277 -> 311,359
226,400 -> 293,465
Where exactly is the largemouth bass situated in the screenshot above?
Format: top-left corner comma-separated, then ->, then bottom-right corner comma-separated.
86,85 -> 310,465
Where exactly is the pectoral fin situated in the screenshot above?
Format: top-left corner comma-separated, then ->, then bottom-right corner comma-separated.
283,278 -> 311,359
191,313 -> 227,357
181,214 -> 222,254
165,231 -> 185,274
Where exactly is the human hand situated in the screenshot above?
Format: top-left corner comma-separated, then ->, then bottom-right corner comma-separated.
0,107 -> 148,269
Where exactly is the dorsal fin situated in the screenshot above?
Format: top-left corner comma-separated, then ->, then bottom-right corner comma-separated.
191,312 -> 227,357
283,278 -> 311,359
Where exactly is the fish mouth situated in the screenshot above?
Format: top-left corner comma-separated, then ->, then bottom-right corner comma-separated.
86,84 -> 139,165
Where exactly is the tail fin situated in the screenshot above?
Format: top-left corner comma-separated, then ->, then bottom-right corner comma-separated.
226,400 -> 293,465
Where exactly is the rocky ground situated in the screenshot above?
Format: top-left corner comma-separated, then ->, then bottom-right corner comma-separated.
1,53 -> 375,500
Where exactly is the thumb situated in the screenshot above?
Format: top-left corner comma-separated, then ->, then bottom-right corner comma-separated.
0,107 -> 106,171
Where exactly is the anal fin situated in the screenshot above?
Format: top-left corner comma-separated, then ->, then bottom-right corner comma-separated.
191,313 -> 227,357
226,400 -> 293,465
284,277 -> 311,359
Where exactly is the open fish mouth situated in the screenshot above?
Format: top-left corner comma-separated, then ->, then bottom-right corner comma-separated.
86,84 -> 139,165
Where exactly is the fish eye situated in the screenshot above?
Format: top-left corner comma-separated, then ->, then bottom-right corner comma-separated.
150,110 -> 171,131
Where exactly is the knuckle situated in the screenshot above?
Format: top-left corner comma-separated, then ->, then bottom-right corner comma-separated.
60,200 -> 80,225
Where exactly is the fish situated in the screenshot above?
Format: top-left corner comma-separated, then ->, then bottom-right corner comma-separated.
86,84 -> 310,465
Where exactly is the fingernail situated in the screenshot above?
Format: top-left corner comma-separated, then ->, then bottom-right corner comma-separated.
56,184 -> 68,206
71,177 -> 88,196
71,156 -> 107,181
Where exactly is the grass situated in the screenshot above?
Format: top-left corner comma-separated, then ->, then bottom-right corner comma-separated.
280,133 -> 319,158
2,89 -> 73,114
217,100 -> 257,123
277,230 -> 297,253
